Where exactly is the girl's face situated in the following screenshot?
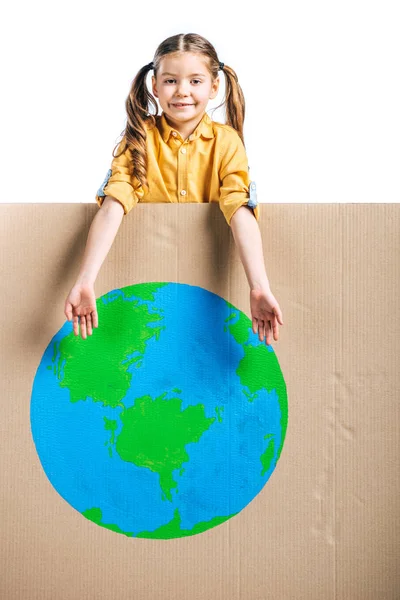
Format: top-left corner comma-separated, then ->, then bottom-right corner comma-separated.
152,52 -> 219,137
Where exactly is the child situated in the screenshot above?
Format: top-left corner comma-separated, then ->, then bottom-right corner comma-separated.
64,33 -> 284,345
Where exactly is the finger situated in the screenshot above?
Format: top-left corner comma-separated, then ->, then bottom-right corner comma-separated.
271,321 -> 278,344
258,320 -> 265,342
80,315 -> 87,340
92,309 -> 99,329
265,321 -> 272,346
264,317 -> 277,346
252,317 -> 258,334
73,315 -> 80,336
271,315 -> 279,341
86,313 -> 93,336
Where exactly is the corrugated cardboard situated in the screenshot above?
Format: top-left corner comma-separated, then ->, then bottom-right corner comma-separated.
0,203 -> 399,599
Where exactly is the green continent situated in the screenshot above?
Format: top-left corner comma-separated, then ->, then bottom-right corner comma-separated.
261,435 -> 275,475
136,507 -> 238,539
56,283 -> 166,408
123,282 -> 168,302
82,507 -> 134,537
215,405 -> 224,423
224,308 -> 251,346
225,302 -> 288,461
116,392 -> 215,501
82,506 -> 238,539
104,417 -> 118,457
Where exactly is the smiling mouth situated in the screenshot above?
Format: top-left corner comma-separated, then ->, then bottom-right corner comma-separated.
171,103 -> 194,107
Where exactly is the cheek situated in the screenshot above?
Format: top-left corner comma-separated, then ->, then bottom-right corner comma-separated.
197,88 -> 211,99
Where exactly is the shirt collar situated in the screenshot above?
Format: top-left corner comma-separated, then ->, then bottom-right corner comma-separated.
157,111 -> 215,143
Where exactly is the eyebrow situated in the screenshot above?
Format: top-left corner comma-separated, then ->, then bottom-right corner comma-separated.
160,72 -> 206,77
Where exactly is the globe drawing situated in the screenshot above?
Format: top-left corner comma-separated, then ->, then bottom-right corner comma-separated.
30,282 -> 288,539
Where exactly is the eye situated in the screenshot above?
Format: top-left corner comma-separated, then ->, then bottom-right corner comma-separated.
192,79 -> 202,85
164,79 -> 176,84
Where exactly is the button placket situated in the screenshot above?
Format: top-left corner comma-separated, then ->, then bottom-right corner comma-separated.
177,139 -> 188,202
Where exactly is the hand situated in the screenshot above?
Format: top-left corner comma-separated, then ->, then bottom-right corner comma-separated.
250,286 -> 284,345
64,283 -> 98,339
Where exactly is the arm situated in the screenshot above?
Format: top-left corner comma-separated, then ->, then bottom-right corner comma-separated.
230,205 -> 270,289
75,196 -> 124,286
64,197 -> 124,339
230,205 -> 284,345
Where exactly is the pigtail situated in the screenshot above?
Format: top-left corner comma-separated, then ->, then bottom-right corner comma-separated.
219,65 -> 246,146
114,63 -> 159,192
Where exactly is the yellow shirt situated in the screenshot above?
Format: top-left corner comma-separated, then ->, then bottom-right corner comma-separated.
96,111 -> 260,226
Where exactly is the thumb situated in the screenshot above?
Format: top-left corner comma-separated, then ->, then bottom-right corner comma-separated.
65,302 -> 73,321
252,316 -> 258,334
273,306 -> 284,326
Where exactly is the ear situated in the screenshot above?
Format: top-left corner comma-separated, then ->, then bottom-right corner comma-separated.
210,76 -> 220,100
152,76 -> 158,98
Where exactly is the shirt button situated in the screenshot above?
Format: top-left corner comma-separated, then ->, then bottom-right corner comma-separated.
181,148 -> 187,154
180,190 -> 187,196
172,131 -> 177,137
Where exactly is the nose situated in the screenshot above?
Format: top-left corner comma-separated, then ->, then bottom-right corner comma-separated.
176,80 -> 190,97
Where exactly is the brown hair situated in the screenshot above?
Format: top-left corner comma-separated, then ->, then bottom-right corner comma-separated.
114,33 -> 246,192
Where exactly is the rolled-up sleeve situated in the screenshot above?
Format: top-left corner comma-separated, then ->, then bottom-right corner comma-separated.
219,131 -> 260,226
95,140 -> 143,215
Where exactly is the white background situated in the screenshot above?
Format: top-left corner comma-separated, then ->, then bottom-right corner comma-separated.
1,0 -> 399,205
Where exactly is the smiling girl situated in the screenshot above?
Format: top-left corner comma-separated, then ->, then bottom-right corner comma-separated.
64,33 -> 284,344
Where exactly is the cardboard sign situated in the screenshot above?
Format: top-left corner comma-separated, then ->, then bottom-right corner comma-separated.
1,203 -> 399,599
